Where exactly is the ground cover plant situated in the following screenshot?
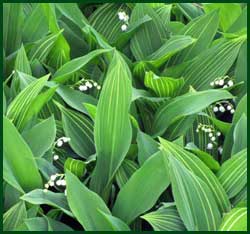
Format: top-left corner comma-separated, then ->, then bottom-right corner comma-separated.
3,2 -> 247,231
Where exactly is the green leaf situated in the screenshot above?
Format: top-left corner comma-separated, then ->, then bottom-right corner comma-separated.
3,116 -> 43,192
227,6 -> 247,33
57,104 -> 95,158
89,3 -> 129,44
22,4 -> 48,43
232,114 -> 247,155
24,216 -> 73,231
168,156 -> 221,231
64,157 -> 86,178
137,130 -> 159,165
21,189 -> 73,217
56,84 -> 97,114
160,138 -> 231,213
3,3 -> 24,56
170,10 -> 219,65
6,74 -> 49,130
90,51 -> 132,199
22,116 -> 56,157
144,71 -> 184,97
222,94 -> 247,161
41,3 -> 70,69
181,36 -> 246,91
66,170 -> 128,231
14,44 -> 32,75
204,3 -> 242,32
141,203 -> 186,231
28,31 -> 62,63
53,49 -> 111,83
113,151 -> 170,224
3,90 -> 6,114
217,149 -> 247,199
176,3 -> 204,20
115,159 -> 138,189
219,207 -> 247,231
130,3 -> 168,60
113,15 -> 152,49
3,201 -> 27,231
56,3 -> 88,29
185,143 -> 220,172
235,42 -> 247,98
146,35 -> 196,68
151,89 -> 233,137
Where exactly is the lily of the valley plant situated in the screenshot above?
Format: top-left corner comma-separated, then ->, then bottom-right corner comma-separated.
3,2 -> 247,231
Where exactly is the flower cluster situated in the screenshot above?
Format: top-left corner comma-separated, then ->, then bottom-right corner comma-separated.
212,101 -> 235,114
74,78 -> 101,93
196,123 -> 221,150
55,137 -> 71,148
210,76 -> 234,89
44,173 -> 67,195
118,11 -> 129,31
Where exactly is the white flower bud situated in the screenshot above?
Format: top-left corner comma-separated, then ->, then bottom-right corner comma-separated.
207,143 -> 213,150
207,128 -> 212,133
219,79 -> 224,86
50,174 -> 57,181
93,82 -> 98,87
215,80 -> 219,85
227,80 -> 234,87
64,189 -> 67,196
223,85 -> 228,88
209,133 -> 213,137
213,106 -> 219,112
210,81 -> 214,87
227,105 -> 232,110
56,140 -> 63,147
230,109 -> 235,114
49,181 -> 55,187
211,136 -> 216,141
124,14 -> 129,21
121,24 -> 128,31
196,129 -> 199,133
56,180 -> 62,186
216,132 -> 221,136
218,146 -> 223,154
219,106 -> 225,112
79,85 -> 87,91
61,180 -> 66,186
44,183 -> 49,189
53,155 -> 59,161
97,85 -> 101,90
118,11 -> 126,20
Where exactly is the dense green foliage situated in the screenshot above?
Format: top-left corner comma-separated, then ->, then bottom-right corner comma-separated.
3,3 -> 247,231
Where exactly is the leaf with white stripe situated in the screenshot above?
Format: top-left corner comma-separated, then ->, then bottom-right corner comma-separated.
141,203 -> 186,231
170,10 -> 219,65
53,49 -> 110,83
115,159 -> 138,189
28,31 -> 62,63
6,74 -> 49,130
90,50 -> 132,199
217,148 -> 247,199
146,35 -> 196,68
130,3 -> 168,60
180,35 -> 246,91
219,207 -> 247,231
145,71 -> 184,97
169,156 -> 221,231
57,103 -> 95,159
151,89 -> 233,137
160,138 -> 231,213
113,151 -> 170,224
